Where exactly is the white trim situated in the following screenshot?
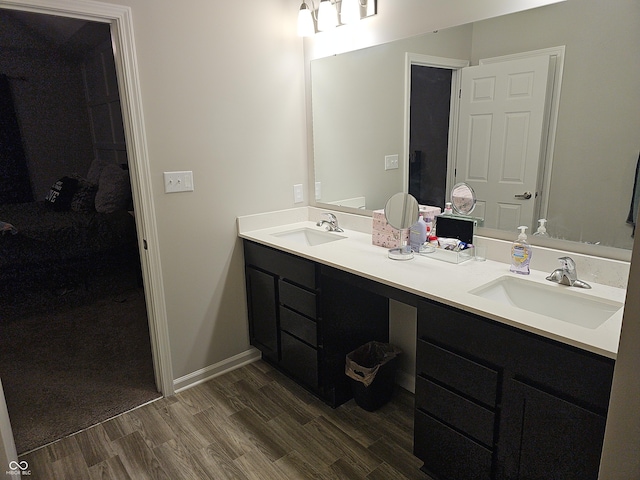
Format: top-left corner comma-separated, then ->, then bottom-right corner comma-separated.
173,348 -> 262,393
479,46 -> 565,223
0,0 -> 173,398
403,53 -> 469,201
0,379 -> 19,479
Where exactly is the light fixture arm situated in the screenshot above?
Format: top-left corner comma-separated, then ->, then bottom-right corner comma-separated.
298,0 -> 376,36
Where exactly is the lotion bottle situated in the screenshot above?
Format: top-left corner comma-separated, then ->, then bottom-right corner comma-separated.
409,215 -> 427,252
510,226 -> 531,275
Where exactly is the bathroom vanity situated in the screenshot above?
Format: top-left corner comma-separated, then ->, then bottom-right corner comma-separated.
244,240 -> 389,407
415,298 -> 613,479
238,209 -> 625,480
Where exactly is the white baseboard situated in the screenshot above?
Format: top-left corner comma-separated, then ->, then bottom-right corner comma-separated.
173,349 -> 416,398
173,347 -> 262,393
396,369 -> 415,394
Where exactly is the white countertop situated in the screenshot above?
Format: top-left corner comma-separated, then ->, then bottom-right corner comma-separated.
238,212 -> 625,359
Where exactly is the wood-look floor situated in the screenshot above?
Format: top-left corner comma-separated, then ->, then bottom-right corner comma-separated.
19,360 -> 432,480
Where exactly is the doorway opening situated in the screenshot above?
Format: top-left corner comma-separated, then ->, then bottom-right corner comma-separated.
0,8 -> 161,454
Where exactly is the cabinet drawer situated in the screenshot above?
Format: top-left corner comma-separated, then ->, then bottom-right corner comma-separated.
416,376 -> 495,447
414,409 -> 493,480
280,306 -> 317,347
417,339 -> 498,408
280,331 -> 318,389
279,279 -> 317,318
244,241 -> 316,289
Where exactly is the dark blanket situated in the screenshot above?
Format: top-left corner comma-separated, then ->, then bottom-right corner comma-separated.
0,201 -> 137,269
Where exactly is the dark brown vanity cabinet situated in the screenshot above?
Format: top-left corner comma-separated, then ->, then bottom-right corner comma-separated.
243,240 -> 388,407
415,298 -> 615,480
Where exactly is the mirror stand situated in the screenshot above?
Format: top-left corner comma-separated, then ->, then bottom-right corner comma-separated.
388,237 -> 414,261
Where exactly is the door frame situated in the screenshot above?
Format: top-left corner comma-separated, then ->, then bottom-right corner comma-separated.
403,53 -> 469,203
0,0 -> 173,462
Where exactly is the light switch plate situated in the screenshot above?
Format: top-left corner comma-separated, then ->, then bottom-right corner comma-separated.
385,154 -> 399,170
164,171 -> 194,193
315,182 -> 322,200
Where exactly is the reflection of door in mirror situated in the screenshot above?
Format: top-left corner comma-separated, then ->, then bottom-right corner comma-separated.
455,55 -> 551,232
408,65 -> 452,210
407,53 -> 555,233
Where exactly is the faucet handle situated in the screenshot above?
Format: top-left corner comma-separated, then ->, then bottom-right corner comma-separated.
324,212 -> 337,222
558,256 -> 576,271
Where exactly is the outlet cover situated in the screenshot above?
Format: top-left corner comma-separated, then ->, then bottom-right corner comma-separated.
293,184 -> 304,203
315,182 -> 322,200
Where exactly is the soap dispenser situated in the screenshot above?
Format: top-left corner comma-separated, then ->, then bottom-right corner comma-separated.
533,218 -> 549,237
510,226 -> 532,275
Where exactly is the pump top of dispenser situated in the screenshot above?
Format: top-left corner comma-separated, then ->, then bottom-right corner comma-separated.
517,226 -> 528,240
533,219 -> 549,237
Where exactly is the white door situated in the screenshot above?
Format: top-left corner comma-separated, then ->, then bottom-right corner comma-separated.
455,56 -> 550,231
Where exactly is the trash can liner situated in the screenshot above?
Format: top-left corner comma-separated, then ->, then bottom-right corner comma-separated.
345,341 -> 402,387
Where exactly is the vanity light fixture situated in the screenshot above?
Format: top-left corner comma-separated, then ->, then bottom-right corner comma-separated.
297,0 -> 377,37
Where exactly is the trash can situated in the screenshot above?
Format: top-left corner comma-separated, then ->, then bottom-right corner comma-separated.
345,341 -> 402,411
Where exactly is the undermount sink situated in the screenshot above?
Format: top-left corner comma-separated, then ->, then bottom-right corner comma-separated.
469,275 -> 623,329
272,227 -> 346,246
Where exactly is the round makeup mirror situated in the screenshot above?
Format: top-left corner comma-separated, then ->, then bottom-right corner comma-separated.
384,192 -> 419,260
451,182 -> 476,215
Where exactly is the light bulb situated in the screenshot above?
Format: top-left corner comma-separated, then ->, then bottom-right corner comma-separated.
297,3 -> 315,36
340,0 -> 361,25
317,0 -> 338,31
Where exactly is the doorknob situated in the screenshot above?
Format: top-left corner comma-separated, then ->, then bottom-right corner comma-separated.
514,192 -> 532,200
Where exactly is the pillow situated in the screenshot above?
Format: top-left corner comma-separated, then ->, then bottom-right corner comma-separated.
94,163 -> 132,213
70,175 -> 98,213
44,176 -> 79,211
86,157 -> 110,185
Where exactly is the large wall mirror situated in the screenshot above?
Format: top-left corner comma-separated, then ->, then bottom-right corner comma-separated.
311,0 -> 640,253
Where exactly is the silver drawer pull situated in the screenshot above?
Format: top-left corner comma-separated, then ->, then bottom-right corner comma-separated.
514,192 -> 532,200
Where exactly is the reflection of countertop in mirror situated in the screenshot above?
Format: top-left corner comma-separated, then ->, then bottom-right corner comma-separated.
238,208 -> 628,359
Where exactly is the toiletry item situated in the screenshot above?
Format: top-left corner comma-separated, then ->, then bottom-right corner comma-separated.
409,215 -> 428,252
443,202 -> 453,215
533,218 -> 550,237
424,217 -> 433,238
510,226 -> 532,275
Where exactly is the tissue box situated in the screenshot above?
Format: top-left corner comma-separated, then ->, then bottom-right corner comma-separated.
372,204 -> 442,248
418,205 -> 442,221
372,209 -> 408,248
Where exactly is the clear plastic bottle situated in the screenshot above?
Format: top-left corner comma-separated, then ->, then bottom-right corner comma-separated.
533,218 -> 549,237
510,226 -> 531,275
409,215 -> 428,252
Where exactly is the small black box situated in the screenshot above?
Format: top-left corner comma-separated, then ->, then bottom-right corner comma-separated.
435,216 -> 476,244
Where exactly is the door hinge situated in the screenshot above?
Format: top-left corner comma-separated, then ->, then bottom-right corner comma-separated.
459,89 -> 462,98
143,239 -> 148,250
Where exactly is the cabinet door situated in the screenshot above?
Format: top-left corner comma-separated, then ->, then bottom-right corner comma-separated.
245,266 -> 278,362
498,379 -> 606,480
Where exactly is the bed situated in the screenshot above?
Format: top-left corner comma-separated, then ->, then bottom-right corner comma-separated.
0,161 -> 139,287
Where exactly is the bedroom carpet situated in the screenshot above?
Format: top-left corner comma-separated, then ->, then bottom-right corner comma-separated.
0,268 -> 160,454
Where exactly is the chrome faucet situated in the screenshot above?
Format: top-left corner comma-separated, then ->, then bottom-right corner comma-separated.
546,257 -> 591,289
316,213 -> 344,232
